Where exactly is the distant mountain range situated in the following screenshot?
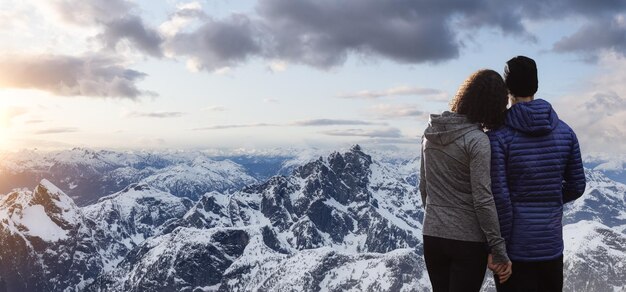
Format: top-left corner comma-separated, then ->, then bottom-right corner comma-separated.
583,153 -> 626,185
0,148 -> 280,205
0,146 -> 624,291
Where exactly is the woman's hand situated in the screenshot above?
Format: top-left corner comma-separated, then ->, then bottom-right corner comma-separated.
488,254 -> 513,283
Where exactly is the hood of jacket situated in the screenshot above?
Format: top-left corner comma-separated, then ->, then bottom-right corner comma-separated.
505,99 -> 559,136
424,111 -> 480,146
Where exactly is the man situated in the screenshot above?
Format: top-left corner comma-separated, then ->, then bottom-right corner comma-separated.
487,56 -> 586,291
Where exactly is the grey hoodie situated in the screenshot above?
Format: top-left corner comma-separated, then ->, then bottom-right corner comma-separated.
419,111 -> 509,263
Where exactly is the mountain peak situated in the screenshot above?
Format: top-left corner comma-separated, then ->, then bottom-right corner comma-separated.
0,180 -> 81,242
350,144 -> 362,152
32,179 -> 77,215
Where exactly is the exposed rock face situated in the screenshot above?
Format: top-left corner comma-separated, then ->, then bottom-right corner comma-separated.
89,146 -> 426,291
90,227 -> 250,292
0,180 -> 102,291
83,183 -> 193,270
168,146 -> 423,253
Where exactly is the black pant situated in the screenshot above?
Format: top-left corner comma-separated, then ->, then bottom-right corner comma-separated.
494,255 -> 563,292
423,235 -> 488,292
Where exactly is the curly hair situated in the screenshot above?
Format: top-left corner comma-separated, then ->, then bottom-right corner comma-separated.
450,69 -> 508,130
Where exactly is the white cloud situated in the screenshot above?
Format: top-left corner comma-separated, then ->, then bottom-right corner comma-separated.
0,53 -> 154,99
321,127 -> 403,138
338,86 -> 445,100
159,1 -> 205,37
554,52 -> 626,154
367,104 -> 426,119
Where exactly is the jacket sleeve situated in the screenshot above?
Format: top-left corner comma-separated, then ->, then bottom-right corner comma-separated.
469,134 -> 509,264
563,131 -> 586,203
488,131 -> 513,243
419,138 -> 428,209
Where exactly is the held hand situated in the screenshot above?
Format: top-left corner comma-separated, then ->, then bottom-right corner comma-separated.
497,261 -> 513,283
487,254 -> 505,274
488,254 -> 513,283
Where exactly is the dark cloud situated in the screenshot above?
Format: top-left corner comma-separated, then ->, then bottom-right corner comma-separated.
166,14 -> 262,71
514,0 -> 626,20
34,127 -> 79,135
99,16 -> 164,57
256,0 -> 463,67
0,54 -> 154,99
291,119 -> 383,126
460,7 -> 523,32
553,17 -> 626,57
126,111 -> 186,118
321,127 -> 403,138
51,0 -> 163,57
50,0 -> 626,70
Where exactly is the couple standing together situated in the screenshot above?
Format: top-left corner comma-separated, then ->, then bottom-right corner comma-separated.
419,56 -> 586,292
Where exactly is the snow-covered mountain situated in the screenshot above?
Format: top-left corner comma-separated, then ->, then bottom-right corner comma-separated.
83,183 -> 193,271
0,148 -> 269,205
139,156 -> 257,201
0,146 -> 625,291
564,169 -> 626,229
563,220 -> 626,292
0,180 -> 102,291
583,153 -> 626,185
89,145 -> 427,291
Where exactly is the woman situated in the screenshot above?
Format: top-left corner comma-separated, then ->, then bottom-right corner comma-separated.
419,69 -> 511,291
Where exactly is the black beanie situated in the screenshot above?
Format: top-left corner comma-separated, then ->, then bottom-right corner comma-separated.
504,56 -> 538,97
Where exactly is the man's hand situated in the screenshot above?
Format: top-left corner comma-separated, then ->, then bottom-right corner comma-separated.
488,254 -> 513,283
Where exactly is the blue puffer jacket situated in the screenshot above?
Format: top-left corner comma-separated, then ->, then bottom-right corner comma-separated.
488,99 -> 586,262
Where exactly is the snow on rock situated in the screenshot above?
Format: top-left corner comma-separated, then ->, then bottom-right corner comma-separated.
222,245 -> 426,292
564,169 -> 626,229
0,148 -> 263,206
3,146 -> 625,292
140,157 -> 258,200
83,183 -> 193,271
87,146 -> 428,291
15,205 -> 67,241
89,227 -> 253,292
0,179 -> 82,242
0,179 -> 102,291
563,221 -> 626,292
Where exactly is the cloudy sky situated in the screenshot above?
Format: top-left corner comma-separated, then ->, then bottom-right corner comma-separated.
0,0 -> 624,154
